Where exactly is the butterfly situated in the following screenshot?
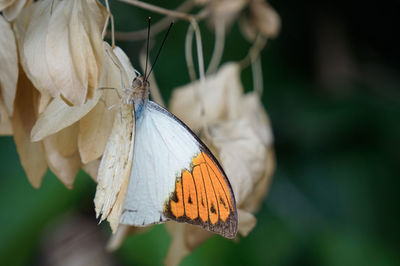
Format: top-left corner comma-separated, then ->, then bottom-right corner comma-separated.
95,22 -> 238,239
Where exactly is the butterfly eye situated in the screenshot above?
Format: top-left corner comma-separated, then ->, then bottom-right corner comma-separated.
132,77 -> 142,88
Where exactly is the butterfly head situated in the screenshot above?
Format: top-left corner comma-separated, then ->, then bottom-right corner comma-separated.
131,76 -> 149,101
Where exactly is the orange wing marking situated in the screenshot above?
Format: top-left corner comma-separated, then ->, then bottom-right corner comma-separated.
168,152 -> 233,225
170,180 -> 184,218
192,165 -> 208,222
202,153 -> 233,210
182,170 -> 198,220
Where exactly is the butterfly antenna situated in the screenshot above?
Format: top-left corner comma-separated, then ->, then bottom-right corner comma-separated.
144,17 -> 151,78
146,22 -> 174,81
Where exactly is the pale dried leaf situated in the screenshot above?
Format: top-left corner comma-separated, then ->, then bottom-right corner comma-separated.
31,89 -> 102,142
208,118 -> 267,204
0,15 -> 18,115
43,130 -> 81,189
237,209 -> 257,236
2,0 -> 29,21
240,92 -> 273,146
10,71 -> 47,188
82,159 -> 100,182
240,146 -> 275,213
78,89 -> 118,163
170,63 -> 243,132
56,123 -> 79,157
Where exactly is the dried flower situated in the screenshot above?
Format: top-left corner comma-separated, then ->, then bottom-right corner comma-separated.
13,0 -> 107,106
239,0 -> 281,42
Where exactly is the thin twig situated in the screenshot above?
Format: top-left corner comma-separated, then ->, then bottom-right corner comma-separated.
251,56 -> 264,96
239,35 -> 267,69
185,25 -> 196,81
118,0 -> 193,20
103,0 -> 115,47
114,0 -> 195,41
206,20 -> 225,75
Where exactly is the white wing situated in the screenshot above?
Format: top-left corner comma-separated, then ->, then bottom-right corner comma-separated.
120,101 -> 200,225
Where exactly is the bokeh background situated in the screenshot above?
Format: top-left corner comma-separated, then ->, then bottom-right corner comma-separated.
1,0 -> 399,265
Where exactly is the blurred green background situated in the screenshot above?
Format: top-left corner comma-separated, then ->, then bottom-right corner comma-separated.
1,0 -> 399,265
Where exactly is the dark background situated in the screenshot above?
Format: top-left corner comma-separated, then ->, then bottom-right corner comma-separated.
1,0 -> 399,265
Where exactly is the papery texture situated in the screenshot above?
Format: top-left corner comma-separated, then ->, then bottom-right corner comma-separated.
0,15 -> 18,115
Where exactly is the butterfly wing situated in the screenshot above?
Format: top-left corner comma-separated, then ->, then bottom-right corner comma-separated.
120,101 -> 238,238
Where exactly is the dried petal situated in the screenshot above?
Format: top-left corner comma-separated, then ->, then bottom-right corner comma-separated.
14,0 -> 107,105
82,159 -> 100,182
237,209 -> 257,236
30,89 -> 103,142
78,90 -> 117,163
170,63 -> 243,132
0,0 -> 16,10
56,123 -> 79,157
13,1 -> 59,97
10,70 -> 47,188
46,0 -> 107,104
42,130 -> 81,189
0,15 -> 18,115
208,118 -> 267,204
2,0 -> 30,21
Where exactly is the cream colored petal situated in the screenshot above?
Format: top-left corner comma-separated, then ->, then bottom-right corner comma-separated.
170,63 -> 243,132
45,0 -> 107,105
237,209 -> 257,236
0,99 -> 12,135
2,0 -> 30,21
78,88 -> 118,164
42,130 -> 81,189
14,1 -> 59,98
10,71 -> 47,188
56,123 -> 79,157
82,158 -> 100,182
46,0 -> 88,105
72,0 -> 107,99
0,15 -> 18,115
31,89 -> 102,142
0,0 -> 16,10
